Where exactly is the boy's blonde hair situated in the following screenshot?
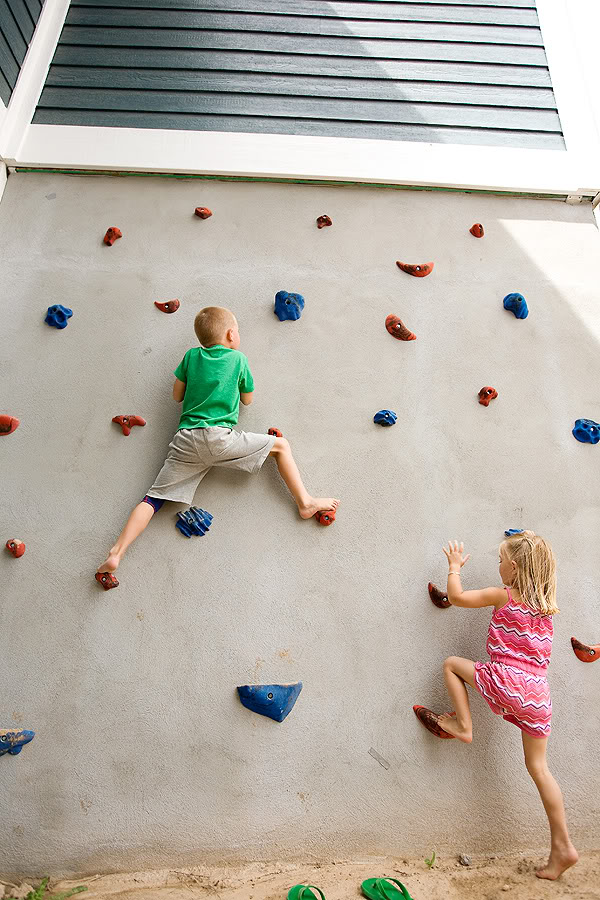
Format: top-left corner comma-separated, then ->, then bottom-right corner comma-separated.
194,306 -> 236,347
501,531 -> 559,615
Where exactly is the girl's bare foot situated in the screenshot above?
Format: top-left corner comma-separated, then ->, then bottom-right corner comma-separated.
437,713 -> 473,743
96,552 -> 121,575
536,844 -> 579,880
299,497 -> 340,520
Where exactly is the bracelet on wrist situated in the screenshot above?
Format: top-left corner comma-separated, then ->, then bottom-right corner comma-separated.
448,571 -> 461,576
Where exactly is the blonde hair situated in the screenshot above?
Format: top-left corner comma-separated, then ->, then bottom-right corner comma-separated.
501,531 -> 559,615
194,306 -> 236,346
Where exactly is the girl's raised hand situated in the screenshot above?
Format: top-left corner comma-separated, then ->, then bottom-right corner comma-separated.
443,540 -> 471,569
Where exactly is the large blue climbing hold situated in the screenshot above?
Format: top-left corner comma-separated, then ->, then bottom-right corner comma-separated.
503,293 -> 528,319
572,419 -> 600,444
274,290 -> 305,322
237,682 -> 302,723
504,528 -> 524,537
374,409 -> 397,427
0,729 -> 35,757
175,506 -> 213,537
45,304 -> 73,329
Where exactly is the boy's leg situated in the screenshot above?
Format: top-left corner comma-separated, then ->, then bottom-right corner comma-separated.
96,499 -> 157,574
437,656 -> 476,743
269,436 -> 339,519
522,732 -> 578,880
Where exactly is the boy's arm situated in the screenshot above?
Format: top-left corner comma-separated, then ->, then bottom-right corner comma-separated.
240,391 -> 253,406
173,378 -> 186,402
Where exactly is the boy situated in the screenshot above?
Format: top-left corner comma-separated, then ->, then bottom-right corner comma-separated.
96,306 -> 339,589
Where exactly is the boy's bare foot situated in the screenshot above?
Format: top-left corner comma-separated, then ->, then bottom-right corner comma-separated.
96,552 -> 120,575
299,497 -> 340,520
536,844 -> 579,880
437,713 -> 473,743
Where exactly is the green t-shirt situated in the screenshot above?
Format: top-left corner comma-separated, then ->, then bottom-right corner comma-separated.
174,345 -> 254,430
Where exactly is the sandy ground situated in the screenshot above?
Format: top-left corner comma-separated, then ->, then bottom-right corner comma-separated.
4,853 -> 600,900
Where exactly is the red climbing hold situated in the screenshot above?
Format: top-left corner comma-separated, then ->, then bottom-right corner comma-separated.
103,227 -> 122,246
385,314 -> 416,342
478,386 -> 498,407
154,299 -> 180,314
571,636 -> 600,662
195,207 -> 212,219
428,582 -> 451,609
316,215 -> 332,229
5,539 -> 25,558
95,571 -> 119,591
396,261 -> 434,278
413,706 -> 455,739
268,428 -> 283,437
112,415 -> 146,436
470,223 -> 484,238
315,510 -> 336,526
0,415 -> 20,436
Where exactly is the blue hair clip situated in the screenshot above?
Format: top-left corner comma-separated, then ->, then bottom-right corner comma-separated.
504,528 -> 524,537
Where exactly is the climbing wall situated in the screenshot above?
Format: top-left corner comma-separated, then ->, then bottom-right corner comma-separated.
1,172 -> 600,876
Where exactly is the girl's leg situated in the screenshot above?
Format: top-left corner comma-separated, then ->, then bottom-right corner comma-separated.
437,656 -> 477,743
269,437 -> 339,519
97,501 -> 156,574
521,732 -> 578,880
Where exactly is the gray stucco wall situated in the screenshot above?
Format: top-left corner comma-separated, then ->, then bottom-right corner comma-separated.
1,172 -> 599,877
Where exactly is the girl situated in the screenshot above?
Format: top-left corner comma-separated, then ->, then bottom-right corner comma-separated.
414,532 -> 578,881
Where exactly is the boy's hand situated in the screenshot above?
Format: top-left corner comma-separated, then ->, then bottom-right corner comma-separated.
442,540 -> 470,570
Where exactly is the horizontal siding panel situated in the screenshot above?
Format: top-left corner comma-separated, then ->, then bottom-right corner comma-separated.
73,0 -> 539,10
46,66 -> 558,109
65,11 -> 544,46
24,0 -> 42,16
51,47 -> 554,88
0,61 -> 11,102
32,107 -> 564,150
0,0 -> 28,65
10,0 -> 36,43
36,86 -> 563,132
58,29 -> 550,65
66,2 -> 542,27
0,25 -> 20,85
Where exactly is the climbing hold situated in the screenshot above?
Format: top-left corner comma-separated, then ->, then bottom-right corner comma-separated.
112,415 -> 146,436
194,207 -> 212,219
237,682 -> 302,723
503,292 -> 528,319
478,386 -> 498,407
154,299 -> 180,314
458,854 -> 472,867
572,419 -> 600,444
176,506 -> 213,537
45,304 -> 73,329
385,314 -> 416,342
103,227 -> 122,246
5,539 -> 25,558
0,415 -> 19,436
396,261 -> 434,278
315,510 -> 335,526
571,636 -> 600,662
274,290 -> 305,322
504,528 -> 524,537
374,410 -> 397,427
268,428 -> 283,437
316,215 -> 332,229
0,729 -> 35,757
428,582 -> 450,609
470,224 -> 484,238
95,571 -> 119,590
413,706 -> 455,739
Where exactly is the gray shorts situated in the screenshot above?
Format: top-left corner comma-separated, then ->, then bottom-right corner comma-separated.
147,427 -> 276,505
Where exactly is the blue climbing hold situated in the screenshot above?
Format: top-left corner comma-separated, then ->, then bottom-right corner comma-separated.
504,529 -> 524,537
175,506 -> 213,537
374,409 -> 397,427
45,304 -> 73,329
237,682 -> 303,723
0,729 -> 35,757
274,290 -> 305,322
503,293 -> 528,319
572,418 -> 600,444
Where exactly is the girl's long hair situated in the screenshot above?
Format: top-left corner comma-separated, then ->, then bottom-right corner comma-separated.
501,531 -> 559,615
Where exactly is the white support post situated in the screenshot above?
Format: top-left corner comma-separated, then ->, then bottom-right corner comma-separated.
0,161 -> 7,204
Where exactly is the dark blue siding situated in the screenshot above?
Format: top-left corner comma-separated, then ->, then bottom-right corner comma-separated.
0,0 -> 43,104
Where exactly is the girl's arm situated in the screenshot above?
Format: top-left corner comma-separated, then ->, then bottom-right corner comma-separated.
443,540 -> 507,609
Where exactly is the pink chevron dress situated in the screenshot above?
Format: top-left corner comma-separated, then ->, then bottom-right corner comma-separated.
473,587 -> 553,738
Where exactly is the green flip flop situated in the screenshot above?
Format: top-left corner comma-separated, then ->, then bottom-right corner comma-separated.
361,877 -> 414,900
287,886 -> 326,900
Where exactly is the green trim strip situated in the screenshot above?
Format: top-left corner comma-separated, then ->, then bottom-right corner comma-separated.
14,167 -> 581,200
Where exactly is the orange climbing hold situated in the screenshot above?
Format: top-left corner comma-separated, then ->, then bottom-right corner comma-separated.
571,636 -> 600,662
0,415 -> 19,435
5,539 -> 25,558
413,706 -> 455,739
316,215 -> 332,229
478,386 -> 498,407
428,582 -> 451,609
385,314 -> 416,342
103,227 -> 122,246
470,223 -> 484,238
95,572 -> 119,591
268,428 -> 283,437
112,415 -> 146,436
315,510 -> 335,526
155,299 -> 180,314
396,261 -> 434,278
195,207 -> 212,219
